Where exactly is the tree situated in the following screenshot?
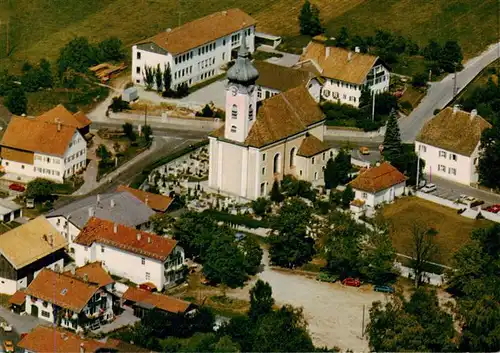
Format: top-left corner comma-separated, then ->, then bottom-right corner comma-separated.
203,235 -> 248,289
38,59 -> 53,88
217,315 -> 254,352
439,40 -> 463,73
335,27 -> 350,48
96,144 -> 111,160
423,40 -> 442,61
341,184 -> 354,208
109,96 -> 129,112
269,198 -> 315,268
248,280 -> 274,322
323,158 -> 336,189
361,223 -> 398,284
97,37 -> 124,61
150,213 -> 174,235
308,4 -> 324,37
26,178 -> 55,202
122,122 -> 136,142
410,223 -> 437,287
478,124 -> 500,188
57,37 -> 98,74
298,0 -> 323,36
163,63 -> 172,92
359,86 -> 372,108
251,197 -> 271,217
269,179 -> 284,203
459,296 -> 500,352
143,65 -> 155,90
212,335 -> 240,352
4,87 -> 27,115
173,211 -> 220,259
241,236 -> 263,275
324,150 -> 351,189
382,111 -> 403,163
412,72 -> 428,88
155,63 -> 163,92
142,124 -> 153,143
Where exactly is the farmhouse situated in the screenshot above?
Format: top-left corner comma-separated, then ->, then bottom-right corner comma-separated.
253,61 -> 322,102
297,36 -> 390,107
208,43 -> 335,200
37,104 -> 92,137
0,216 -> 67,295
132,8 -> 256,89
416,106 -> 491,185
73,218 -> 185,290
117,184 -> 173,213
350,162 -> 407,209
0,116 -> 87,183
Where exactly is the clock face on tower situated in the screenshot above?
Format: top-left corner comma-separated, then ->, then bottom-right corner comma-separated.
231,86 -> 238,96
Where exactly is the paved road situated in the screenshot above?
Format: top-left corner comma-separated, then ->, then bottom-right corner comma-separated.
426,175 -> 500,205
0,306 -> 48,352
400,42 -> 500,142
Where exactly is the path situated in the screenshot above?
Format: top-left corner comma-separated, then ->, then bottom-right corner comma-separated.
400,42 -> 500,142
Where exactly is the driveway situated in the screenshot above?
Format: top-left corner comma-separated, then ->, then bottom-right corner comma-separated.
257,46 -> 300,67
399,42 -> 500,142
0,306 -> 49,352
425,175 -> 500,205
228,250 -> 386,351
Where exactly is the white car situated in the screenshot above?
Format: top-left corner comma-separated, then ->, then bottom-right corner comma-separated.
421,183 -> 437,193
0,321 -> 12,332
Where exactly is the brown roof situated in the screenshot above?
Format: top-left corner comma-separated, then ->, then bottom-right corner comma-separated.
64,262 -> 114,288
350,199 -> 366,207
245,86 -> 325,148
74,217 -> 177,261
350,162 -> 407,193
123,286 -> 192,314
297,134 -> 330,157
37,104 -> 91,129
8,289 -> 26,306
137,9 -> 255,55
117,185 -> 173,212
299,41 -> 379,84
25,269 -> 100,312
416,107 -> 492,156
254,61 -> 315,92
0,147 -> 34,165
17,326 -> 151,353
0,116 -> 77,156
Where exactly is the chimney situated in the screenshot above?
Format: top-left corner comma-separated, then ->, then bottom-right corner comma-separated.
137,233 -> 142,241
148,236 -> 152,244
470,109 -> 478,120
88,207 -> 94,218
113,223 -> 118,233
347,51 -> 353,61
354,46 -> 360,53
80,343 -> 85,353
453,104 -> 460,114
325,46 -> 331,58
56,118 -> 61,132
110,199 -> 115,208
83,274 -> 88,283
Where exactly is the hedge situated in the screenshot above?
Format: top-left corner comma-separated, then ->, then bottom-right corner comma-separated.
202,209 -> 270,229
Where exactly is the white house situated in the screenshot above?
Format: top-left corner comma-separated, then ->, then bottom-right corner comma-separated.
253,61 -> 322,102
415,106 -> 491,185
0,115 -> 87,183
132,8 -> 256,89
24,267 -> 114,332
73,217 -> 185,290
0,216 -> 67,294
349,162 -> 407,211
297,36 -> 390,107
208,43 -> 335,200
0,198 -> 22,222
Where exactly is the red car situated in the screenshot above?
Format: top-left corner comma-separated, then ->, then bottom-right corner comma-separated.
9,183 -> 25,192
342,277 -> 361,287
486,204 -> 500,213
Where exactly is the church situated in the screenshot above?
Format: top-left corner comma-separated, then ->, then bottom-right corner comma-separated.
208,38 -> 334,200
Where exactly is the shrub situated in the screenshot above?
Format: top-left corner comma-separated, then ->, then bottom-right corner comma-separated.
202,209 -> 270,229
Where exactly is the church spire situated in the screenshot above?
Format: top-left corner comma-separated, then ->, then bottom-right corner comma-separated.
226,32 -> 259,85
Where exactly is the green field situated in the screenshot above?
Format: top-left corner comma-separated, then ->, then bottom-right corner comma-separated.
0,0 -> 497,70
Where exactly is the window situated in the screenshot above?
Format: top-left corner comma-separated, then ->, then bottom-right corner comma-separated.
145,272 -> 151,280
21,165 -> 24,169
222,52 -> 226,61
299,170 -> 303,176
273,153 -> 281,174
231,125 -> 237,133
312,157 -> 315,165
449,168 -> 457,175
362,192 -> 368,199
41,310 -> 50,318
141,257 -> 145,265
438,164 -> 446,172
223,39 -> 226,45
136,52 -> 141,60
290,147 -> 296,167
260,183 -> 266,196
314,172 -> 318,180
322,152 -> 326,160
101,246 -> 105,253
136,67 -> 140,74
248,104 -> 253,120
419,145 -> 427,153
439,150 -> 447,158
261,167 -> 265,176
231,104 -> 238,119
262,153 -> 266,162
257,87 -> 262,99
5,162 -> 8,166
449,153 -> 457,161
474,157 -> 479,166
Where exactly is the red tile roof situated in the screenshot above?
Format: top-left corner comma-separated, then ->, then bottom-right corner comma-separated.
8,289 -> 26,306
74,218 -> 177,261
123,286 -> 192,314
349,162 -> 407,193
37,104 -> 91,129
64,262 -> 114,288
117,185 -> 173,212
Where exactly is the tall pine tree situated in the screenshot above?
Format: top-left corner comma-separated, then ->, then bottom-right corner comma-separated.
298,0 -> 323,36
155,64 -> 163,92
270,180 -> 284,203
383,111 -> 403,163
163,63 -> 172,92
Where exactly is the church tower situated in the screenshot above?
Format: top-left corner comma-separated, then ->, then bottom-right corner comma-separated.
224,34 -> 259,143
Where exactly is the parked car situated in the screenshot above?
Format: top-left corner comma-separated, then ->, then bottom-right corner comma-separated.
3,340 -> 14,353
342,277 -> 361,287
486,204 -> 500,213
138,282 -> 157,292
421,183 -> 437,193
359,146 -> 370,155
374,285 -> 394,293
316,272 -> 338,283
8,183 -> 25,192
0,321 -> 12,332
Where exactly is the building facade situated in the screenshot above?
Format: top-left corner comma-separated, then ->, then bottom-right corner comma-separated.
132,9 -> 255,89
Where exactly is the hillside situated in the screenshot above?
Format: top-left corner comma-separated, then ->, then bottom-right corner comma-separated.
0,0 -> 497,70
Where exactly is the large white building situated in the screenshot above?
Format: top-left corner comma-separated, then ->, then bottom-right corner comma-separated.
0,115 -> 87,183
297,37 -> 390,107
208,43 -> 335,200
415,106 -> 491,185
132,8 -> 256,89
73,217 -> 185,290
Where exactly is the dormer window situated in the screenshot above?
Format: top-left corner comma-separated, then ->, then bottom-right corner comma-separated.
248,104 -> 253,121
231,104 -> 238,119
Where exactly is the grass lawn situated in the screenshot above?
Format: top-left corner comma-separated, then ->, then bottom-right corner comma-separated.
400,86 -> 426,111
454,58 -> 500,104
383,196 -> 492,266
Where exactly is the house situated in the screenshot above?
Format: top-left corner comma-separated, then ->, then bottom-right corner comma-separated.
132,8 -> 256,89
46,192 -> 155,252
122,286 -> 195,318
0,216 -> 67,294
415,106 -> 491,185
73,217 -> 185,290
0,116 -> 87,183
37,104 -> 92,137
18,325 -> 153,353
24,267 -> 114,332
208,43 -> 335,200
253,61 -> 322,102
117,185 -> 173,213
297,36 -> 390,107
349,162 -> 407,209
0,198 -> 22,222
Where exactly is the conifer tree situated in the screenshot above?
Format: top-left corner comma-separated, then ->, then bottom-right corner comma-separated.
270,180 -> 284,203
383,111 -> 403,162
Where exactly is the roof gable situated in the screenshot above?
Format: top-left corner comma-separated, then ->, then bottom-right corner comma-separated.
254,61 -> 314,92
64,262 -> 114,288
350,162 -> 407,193
123,286 -> 191,313
117,185 -> 173,212
297,134 -> 330,157
37,104 -> 91,129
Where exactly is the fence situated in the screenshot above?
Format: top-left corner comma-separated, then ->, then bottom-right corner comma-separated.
325,125 -> 385,139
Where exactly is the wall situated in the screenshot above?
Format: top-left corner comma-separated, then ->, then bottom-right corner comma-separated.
0,278 -> 17,295
480,209 -> 500,223
321,79 -> 362,107
62,131 -> 87,179
416,191 -> 463,210
25,295 -> 55,323
354,182 -> 405,207
365,64 -> 390,94
324,126 -> 384,139
132,45 -> 172,87
46,216 -> 81,250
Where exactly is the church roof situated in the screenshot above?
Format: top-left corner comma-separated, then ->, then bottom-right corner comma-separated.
297,134 -> 330,157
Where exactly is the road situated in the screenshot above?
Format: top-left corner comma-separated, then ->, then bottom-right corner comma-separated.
399,42 -> 500,142
427,175 -> 500,206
